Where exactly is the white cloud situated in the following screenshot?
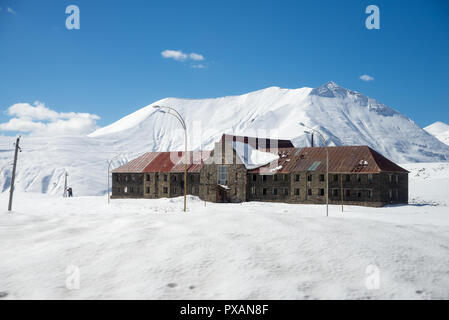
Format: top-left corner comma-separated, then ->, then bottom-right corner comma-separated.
360,74 -> 374,82
189,53 -> 204,61
0,101 -> 100,136
7,7 -> 16,14
161,50 -> 188,61
161,50 -> 205,63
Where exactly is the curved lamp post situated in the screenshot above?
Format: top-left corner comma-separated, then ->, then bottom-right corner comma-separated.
299,122 -> 329,217
153,105 -> 188,212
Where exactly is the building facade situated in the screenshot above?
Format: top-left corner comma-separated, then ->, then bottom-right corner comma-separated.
112,134 -> 409,207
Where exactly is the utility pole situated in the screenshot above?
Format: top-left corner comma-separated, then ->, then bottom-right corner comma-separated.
63,171 -> 68,197
300,123 -> 329,217
8,137 -> 21,212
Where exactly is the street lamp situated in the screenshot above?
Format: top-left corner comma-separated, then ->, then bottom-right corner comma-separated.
153,105 -> 188,212
299,122 -> 329,217
107,154 -> 123,204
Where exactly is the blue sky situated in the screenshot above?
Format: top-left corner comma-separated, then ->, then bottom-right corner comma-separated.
0,0 -> 448,135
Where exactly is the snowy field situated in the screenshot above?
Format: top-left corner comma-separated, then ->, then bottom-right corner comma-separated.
0,163 -> 449,300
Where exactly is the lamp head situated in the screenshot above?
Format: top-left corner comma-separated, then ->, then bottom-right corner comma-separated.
304,130 -> 311,134
299,122 -> 305,127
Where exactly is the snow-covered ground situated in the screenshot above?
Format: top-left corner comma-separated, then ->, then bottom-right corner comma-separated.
0,163 -> 448,300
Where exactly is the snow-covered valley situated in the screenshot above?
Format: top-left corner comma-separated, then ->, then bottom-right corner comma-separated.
0,162 -> 448,300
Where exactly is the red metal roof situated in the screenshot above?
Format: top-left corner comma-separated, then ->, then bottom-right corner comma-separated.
249,146 -> 409,174
112,152 -> 159,173
112,151 -> 211,174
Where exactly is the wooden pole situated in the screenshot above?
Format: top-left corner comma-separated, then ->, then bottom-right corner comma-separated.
341,173 -> 344,212
184,129 -> 187,212
8,137 -> 20,212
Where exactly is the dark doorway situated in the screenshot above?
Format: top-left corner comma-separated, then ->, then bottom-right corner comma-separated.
217,188 -> 228,203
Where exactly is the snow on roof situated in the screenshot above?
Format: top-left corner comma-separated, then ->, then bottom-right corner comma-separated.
233,141 -> 279,170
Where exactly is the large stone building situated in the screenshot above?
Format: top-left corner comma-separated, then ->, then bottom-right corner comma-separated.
111,134 -> 409,207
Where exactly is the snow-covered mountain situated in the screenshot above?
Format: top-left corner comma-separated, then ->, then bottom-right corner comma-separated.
1,81 -> 448,196
425,121 -> 449,146
90,81 -> 449,163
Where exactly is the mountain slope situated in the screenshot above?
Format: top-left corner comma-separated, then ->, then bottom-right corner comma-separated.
425,121 -> 449,146
90,81 -> 449,163
1,81 -> 448,196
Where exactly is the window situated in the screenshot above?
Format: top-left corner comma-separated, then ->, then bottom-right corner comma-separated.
251,186 -> 256,195
174,187 -> 178,194
284,189 -> 289,196
130,186 -> 134,193
368,174 -> 373,182
117,187 -> 121,193
345,175 -> 350,182
263,188 -> 267,195
319,189 -> 325,196
164,175 -> 168,182
146,187 -> 150,194
146,174 -> 150,181
332,189 -> 339,197
389,175 -> 393,183
124,186 -> 128,193
395,175 -> 399,183
389,189 -> 393,199
345,189 -> 351,197
395,189 -> 399,199
333,175 -> 338,182
273,188 -> 278,195
252,174 -> 257,182
357,175 -> 362,182
274,175 -> 278,182
307,174 -> 312,182
308,189 -> 312,196
295,174 -> 300,182
295,188 -> 300,196
163,187 -> 168,194
367,190 -> 372,198
194,186 -> 199,194
115,175 -> 119,182
319,174 -> 325,182
263,175 -> 267,182
218,166 -> 228,184
190,175 -> 194,182
357,190 -> 362,198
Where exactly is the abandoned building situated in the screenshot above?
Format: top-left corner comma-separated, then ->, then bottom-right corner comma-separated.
111,134 -> 409,207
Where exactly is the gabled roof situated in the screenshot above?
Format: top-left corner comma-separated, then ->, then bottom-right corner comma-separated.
112,151 -> 211,174
249,146 -> 409,174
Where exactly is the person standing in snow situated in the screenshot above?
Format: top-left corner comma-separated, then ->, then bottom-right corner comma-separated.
67,187 -> 73,197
